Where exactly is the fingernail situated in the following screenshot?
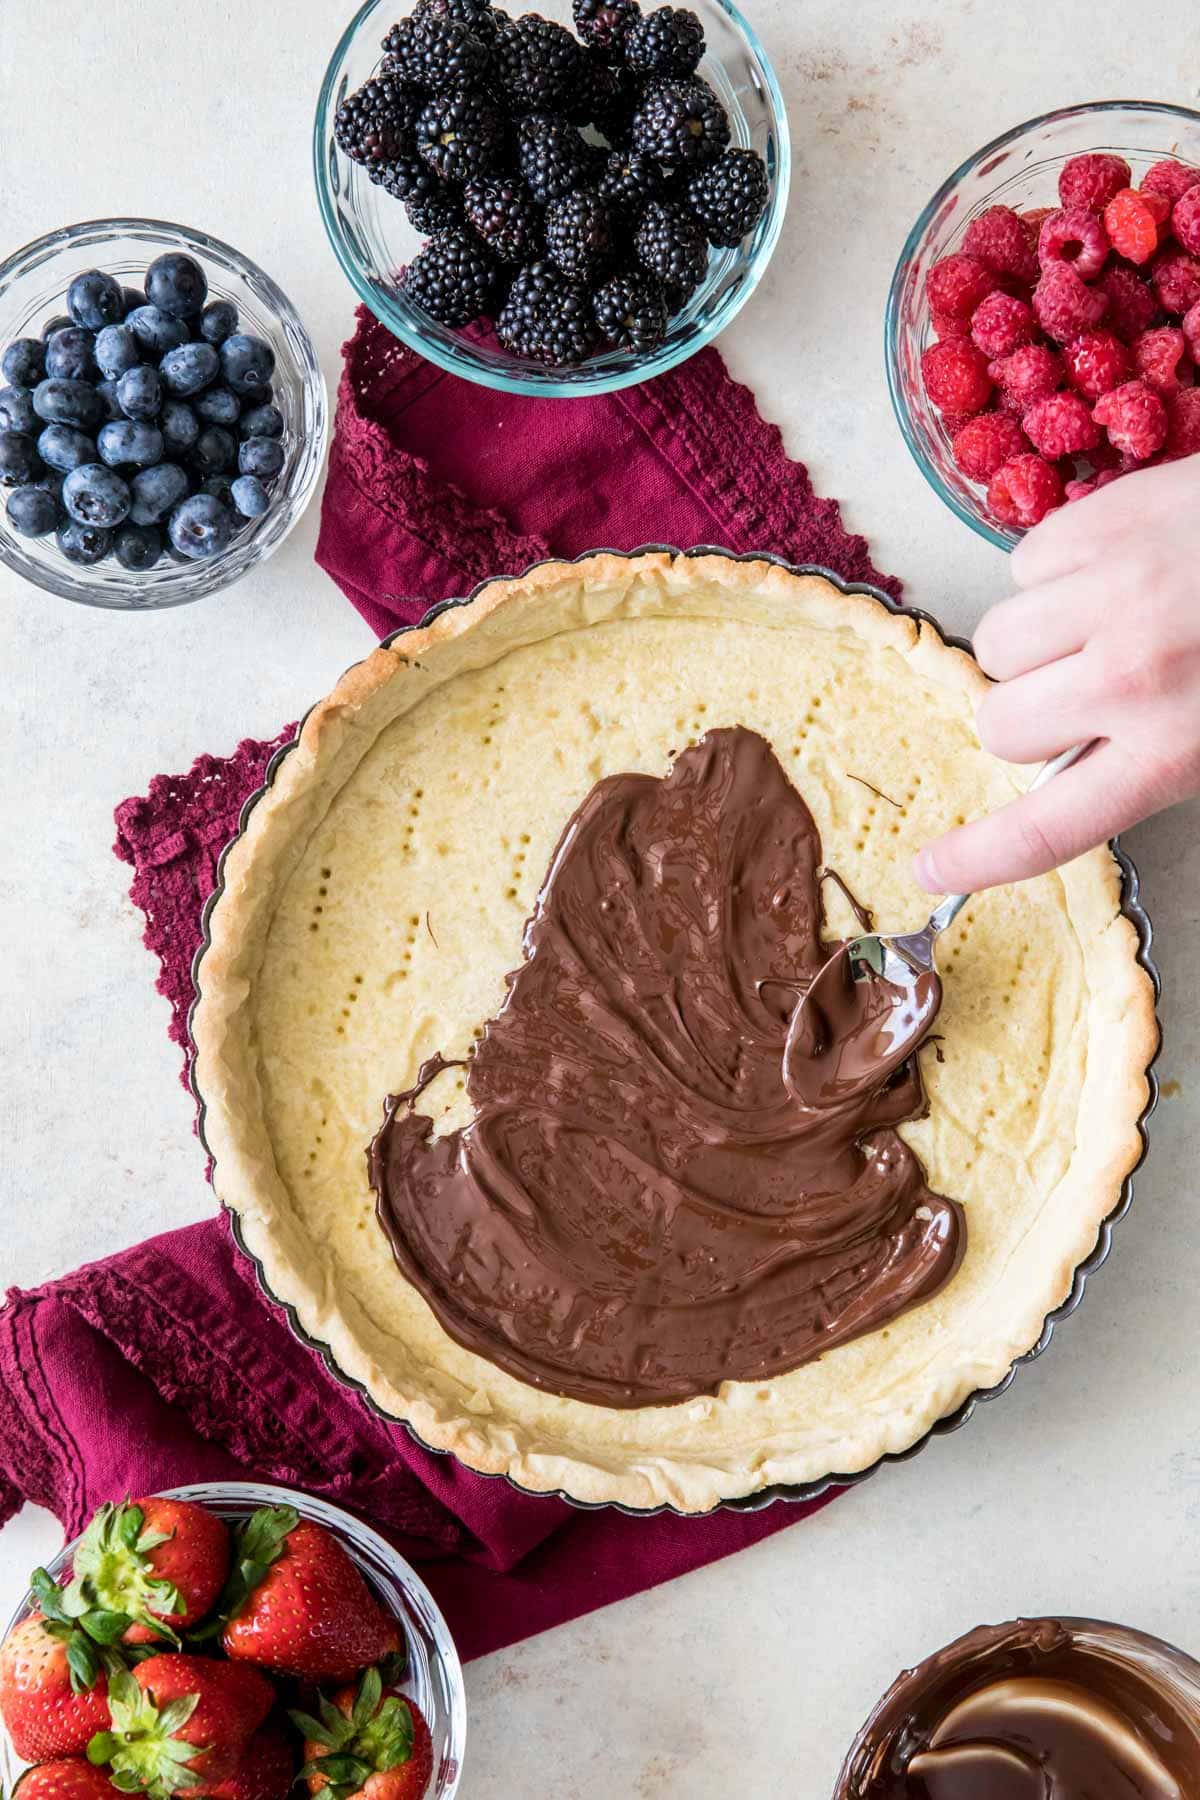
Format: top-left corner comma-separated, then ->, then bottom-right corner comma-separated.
914,847 -> 941,892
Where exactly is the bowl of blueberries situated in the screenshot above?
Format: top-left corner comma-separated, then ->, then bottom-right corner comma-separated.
316,0 -> 790,395
0,218 -> 327,609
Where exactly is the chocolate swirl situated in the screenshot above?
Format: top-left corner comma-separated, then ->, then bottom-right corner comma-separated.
370,727 -> 962,1409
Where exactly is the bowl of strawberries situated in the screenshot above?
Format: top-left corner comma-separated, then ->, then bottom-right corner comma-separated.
886,100 -> 1200,548
0,1485 -> 465,1800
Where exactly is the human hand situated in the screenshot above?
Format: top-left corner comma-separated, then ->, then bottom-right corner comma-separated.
915,453 -> 1200,894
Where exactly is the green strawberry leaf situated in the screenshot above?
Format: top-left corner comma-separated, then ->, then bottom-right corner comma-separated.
66,1634 -> 100,1693
351,1667 -> 382,1731
88,1732 -> 120,1766
118,1506 -> 145,1552
81,1609 -> 133,1646
30,1566 -> 72,1626
287,1710 -> 342,1751
299,1756 -> 372,1788
155,1696 -> 200,1737
190,1505 -> 298,1638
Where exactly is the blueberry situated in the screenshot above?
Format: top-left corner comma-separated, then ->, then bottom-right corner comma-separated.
0,430 -> 40,486
94,324 -> 140,379
168,491 -> 236,559
57,519 -> 113,564
120,287 -> 146,317
231,474 -> 270,518
98,420 -> 165,469
41,314 -> 73,341
145,252 -> 208,320
63,463 -> 131,528
38,424 -> 96,473
238,435 -> 285,480
114,521 -> 163,570
126,305 -> 190,357
116,365 -> 162,421
129,461 -> 188,524
200,474 -> 237,504
239,402 -> 283,439
67,270 -> 124,331
160,341 -> 220,396
200,300 -> 239,346
160,399 -> 200,455
33,378 -> 104,430
220,334 -> 276,395
193,386 -> 240,426
45,327 -> 98,383
95,380 -> 123,422
7,484 -> 61,537
239,382 -> 274,409
190,425 -> 236,476
2,339 -> 45,387
0,388 -> 37,434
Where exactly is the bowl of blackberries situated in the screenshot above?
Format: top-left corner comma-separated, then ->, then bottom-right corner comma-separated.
316,0 -> 789,394
0,220 -> 327,609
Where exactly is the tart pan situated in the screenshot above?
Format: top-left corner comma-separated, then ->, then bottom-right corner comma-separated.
188,546 -> 1162,1518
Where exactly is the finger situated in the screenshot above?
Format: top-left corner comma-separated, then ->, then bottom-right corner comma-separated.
913,742 -> 1147,893
974,652 -> 1098,765
1011,459 -> 1189,588
973,573 -> 1100,682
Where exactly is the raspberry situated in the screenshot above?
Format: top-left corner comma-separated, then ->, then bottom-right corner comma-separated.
1094,264 -> 1158,340
951,411 -> 1029,481
970,291 -> 1037,358
1036,207 -> 1109,281
988,342 -> 1065,409
996,386 -> 1029,419
1062,328 -> 1131,400
1172,185 -> 1200,257
1103,188 -> 1168,265
921,337 -> 992,414
1142,158 -> 1200,206
1151,248 -> 1200,315
1164,387 -> 1200,459
1182,299 -> 1200,363
1023,390 -> 1100,457
987,454 -> 1064,528
1058,152 -> 1131,213
963,206 -> 1039,283
1093,379 -> 1169,459
1130,326 -> 1191,395
932,308 -> 969,339
1032,263 -> 1107,341
1020,206 -> 1056,238
1066,467 -> 1124,502
926,253 -> 1002,328
1064,476 -> 1095,502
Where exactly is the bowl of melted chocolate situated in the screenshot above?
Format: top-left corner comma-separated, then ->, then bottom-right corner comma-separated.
835,1617 -> 1200,1799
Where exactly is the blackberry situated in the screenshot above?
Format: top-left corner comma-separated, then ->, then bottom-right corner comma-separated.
623,6 -> 703,77
416,87 -> 505,182
401,227 -> 497,325
334,75 -> 420,168
596,148 -> 667,215
373,154 -> 443,206
381,15 -> 489,92
563,49 -> 615,128
497,261 -> 596,364
413,0 -> 498,36
686,147 -> 769,246
593,268 -> 670,349
491,14 -> 582,114
572,0 -> 640,59
545,188 -> 614,282
464,177 -> 542,263
590,63 -> 640,145
630,77 -> 729,167
517,113 -> 593,205
405,185 -> 464,234
633,198 -> 708,288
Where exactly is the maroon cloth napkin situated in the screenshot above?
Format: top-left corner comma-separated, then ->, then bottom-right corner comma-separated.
0,309 -> 903,1662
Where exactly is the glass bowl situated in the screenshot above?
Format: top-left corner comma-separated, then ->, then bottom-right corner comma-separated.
885,101 -> 1200,552
314,0 -> 790,396
0,1482 -> 465,1799
0,219 -> 328,610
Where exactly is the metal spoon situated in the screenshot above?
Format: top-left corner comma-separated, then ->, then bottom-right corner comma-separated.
840,742 -> 1091,990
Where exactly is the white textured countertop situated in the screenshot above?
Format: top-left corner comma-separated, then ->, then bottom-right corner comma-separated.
3,1 -> 1200,1792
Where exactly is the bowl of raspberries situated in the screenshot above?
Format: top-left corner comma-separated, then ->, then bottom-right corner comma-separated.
316,0 -> 788,393
0,221 -> 327,608
886,101 -> 1200,548
0,1485 -> 465,1800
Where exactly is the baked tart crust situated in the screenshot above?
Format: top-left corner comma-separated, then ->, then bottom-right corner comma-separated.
191,552 -> 1158,1513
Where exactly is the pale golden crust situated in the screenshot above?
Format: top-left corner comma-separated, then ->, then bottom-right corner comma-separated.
192,553 -> 1157,1513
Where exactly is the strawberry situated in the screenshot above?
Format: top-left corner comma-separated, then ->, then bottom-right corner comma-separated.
0,1614 -> 112,1761
68,1499 -> 231,1647
14,1761 -> 124,1800
87,1656 -> 275,1796
220,1512 -> 400,1683
292,1667 -> 433,1800
192,1721 -> 296,1800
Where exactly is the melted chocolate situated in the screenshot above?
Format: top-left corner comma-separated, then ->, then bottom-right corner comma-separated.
370,727 -> 962,1410
837,1619 -> 1200,1799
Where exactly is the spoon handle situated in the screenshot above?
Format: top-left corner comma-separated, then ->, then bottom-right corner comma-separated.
928,741 -> 1094,933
